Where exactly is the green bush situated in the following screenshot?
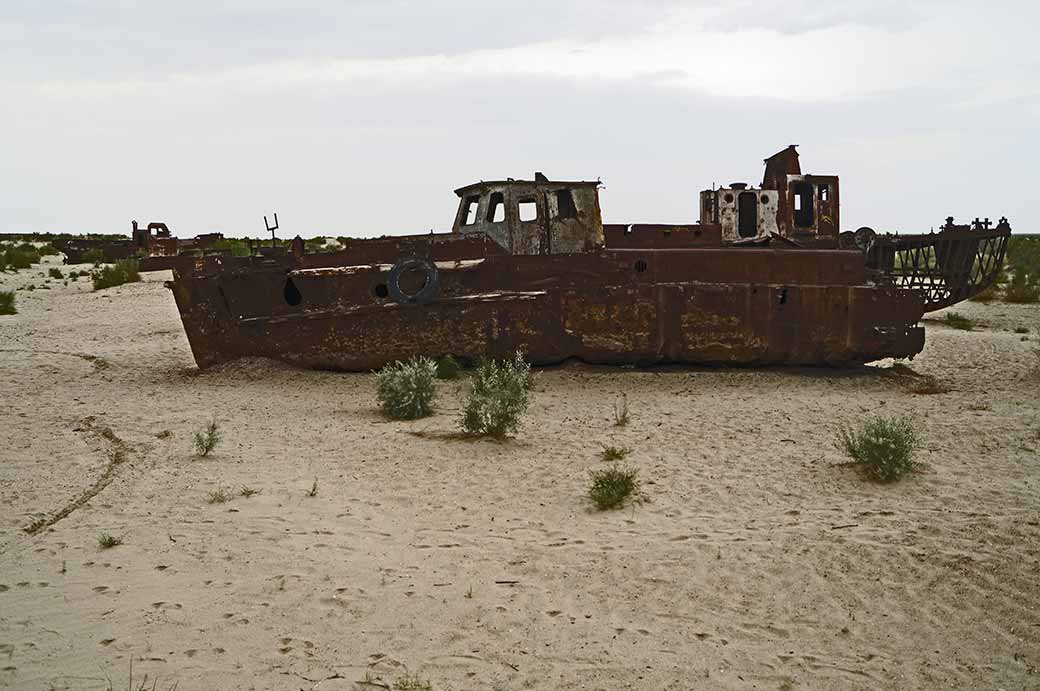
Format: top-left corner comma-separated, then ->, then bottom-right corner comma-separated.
2,246 -> 39,270
0,290 -> 15,315
376,356 -> 438,420
1003,269 -> 1040,304
48,267 -> 64,280
193,419 -> 221,457
91,258 -> 140,290
600,445 -> 632,461
943,312 -> 974,330
37,244 -> 60,256
460,351 -> 531,438
435,354 -> 463,380
81,248 -> 104,264
834,415 -> 923,483
588,465 -> 640,510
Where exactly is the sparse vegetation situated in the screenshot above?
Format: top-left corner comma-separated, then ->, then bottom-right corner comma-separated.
0,290 -> 15,315
207,488 -> 230,504
834,415 -> 923,483
393,673 -> 433,691
240,486 -> 259,498
306,478 -> 319,497
82,248 -> 104,264
48,267 -> 64,279
460,350 -> 531,438
2,244 -> 39,270
588,465 -> 640,510
600,445 -> 632,462
37,243 -> 60,256
92,258 -> 140,290
105,655 -> 178,691
943,312 -> 974,330
1003,268 -> 1040,304
97,532 -> 124,549
376,356 -> 438,420
193,418 -> 221,457
613,393 -> 630,426
908,375 -> 950,395
434,354 -> 463,380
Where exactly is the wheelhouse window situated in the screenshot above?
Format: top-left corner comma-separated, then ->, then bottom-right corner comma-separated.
486,192 -> 505,223
518,199 -> 538,222
554,189 -> 578,219
462,195 -> 480,225
792,182 -> 814,228
818,184 -> 829,202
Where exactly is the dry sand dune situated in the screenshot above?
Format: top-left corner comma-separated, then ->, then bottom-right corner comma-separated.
1,256 -> 1038,690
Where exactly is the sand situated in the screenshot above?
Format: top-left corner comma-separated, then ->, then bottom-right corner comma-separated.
1,255 -> 1038,690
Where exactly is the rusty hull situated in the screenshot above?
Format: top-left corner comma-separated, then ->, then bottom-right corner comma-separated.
166,242 -> 925,371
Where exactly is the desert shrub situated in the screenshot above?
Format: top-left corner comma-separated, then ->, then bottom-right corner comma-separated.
1003,269 -> 1040,304
91,258 -> 140,290
600,445 -> 632,461
908,375 -> 950,395
37,243 -> 60,256
3,246 -> 38,269
207,488 -> 230,504
459,351 -> 531,438
834,415 -> 923,483
393,674 -> 433,691
434,354 -> 463,380
376,356 -> 438,420
48,267 -> 64,280
81,248 -> 104,264
943,312 -> 974,330
588,465 -> 640,510
97,532 -> 124,549
613,393 -> 629,426
193,419 -> 221,457
0,290 -> 15,315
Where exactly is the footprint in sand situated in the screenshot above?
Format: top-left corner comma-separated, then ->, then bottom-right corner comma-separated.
0,585 -> 8,593
93,586 -> 108,593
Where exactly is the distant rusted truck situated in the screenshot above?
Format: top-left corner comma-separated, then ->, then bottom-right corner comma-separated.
155,146 -> 1010,370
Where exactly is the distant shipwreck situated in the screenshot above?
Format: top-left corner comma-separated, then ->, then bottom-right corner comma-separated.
141,146 -> 1010,370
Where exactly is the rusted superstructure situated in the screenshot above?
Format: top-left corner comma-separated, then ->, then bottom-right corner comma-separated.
155,147 -> 1010,371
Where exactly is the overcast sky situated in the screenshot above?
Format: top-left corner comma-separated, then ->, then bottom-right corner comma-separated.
2,1 -> 1036,238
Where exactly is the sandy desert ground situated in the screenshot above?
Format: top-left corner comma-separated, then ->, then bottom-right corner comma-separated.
1,255 -> 1038,691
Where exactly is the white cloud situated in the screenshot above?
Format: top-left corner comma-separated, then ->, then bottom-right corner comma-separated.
30,3 -> 1031,105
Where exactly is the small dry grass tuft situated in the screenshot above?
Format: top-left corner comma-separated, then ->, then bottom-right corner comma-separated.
613,393 -> 630,426
207,488 -> 230,504
600,445 -> 632,462
393,673 -> 433,691
908,375 -> 950,395
97,532 -> 124,549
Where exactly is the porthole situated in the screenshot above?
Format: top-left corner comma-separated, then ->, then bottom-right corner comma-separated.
761,194 -> 769,204
724,193 -> 734,203
374,283 -> 389,299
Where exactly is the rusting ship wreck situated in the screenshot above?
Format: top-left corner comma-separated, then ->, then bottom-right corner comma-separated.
156,146 -> 1010,370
